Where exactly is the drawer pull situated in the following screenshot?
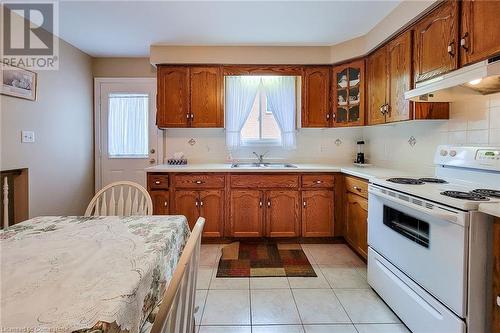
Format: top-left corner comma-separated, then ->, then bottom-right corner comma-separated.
155,181 -> 161,185
193,180 -> 205,184
353,186 -> 362,192
497,295 -> 500,307
315,180 -> 323,184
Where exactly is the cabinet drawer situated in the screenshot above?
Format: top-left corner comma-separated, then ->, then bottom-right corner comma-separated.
174,174 -> 225,188
148,174 -> 169,189
345,176 -> 368,198
302,174 -> 335,188
231,174 -> 299,188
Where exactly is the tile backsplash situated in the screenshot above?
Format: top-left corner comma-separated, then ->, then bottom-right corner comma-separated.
163,92 -> 500,173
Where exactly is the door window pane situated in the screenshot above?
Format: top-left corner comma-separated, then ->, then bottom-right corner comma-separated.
108,93 -> 148,157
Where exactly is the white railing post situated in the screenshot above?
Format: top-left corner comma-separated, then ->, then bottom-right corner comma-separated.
3,176 -> 9,229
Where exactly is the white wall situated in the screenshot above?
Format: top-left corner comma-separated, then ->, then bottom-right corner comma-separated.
363,92 -> 500,175
1,39 -> 94,217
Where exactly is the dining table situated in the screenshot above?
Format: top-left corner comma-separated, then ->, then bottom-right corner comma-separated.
0,215 -> 191,333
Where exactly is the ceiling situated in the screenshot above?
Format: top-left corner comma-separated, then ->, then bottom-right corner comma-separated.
58,1 -> 402,57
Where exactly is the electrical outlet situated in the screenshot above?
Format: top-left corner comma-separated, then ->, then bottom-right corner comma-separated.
21,131 -> 35,143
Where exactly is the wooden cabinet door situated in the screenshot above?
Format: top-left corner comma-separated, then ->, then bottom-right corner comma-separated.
367,46 -> 388,125
332,60 -> 365,127
492,218 -> 500,333
301,190 -> 334,237
345,193 -> 368,259
157,66 -> 190,128
265,190 -> 300,237
302,66 -> 331,127
387,31 -> 413,123
460,0 -> 500,66
199,190 -> 224,238
413,0 -> 459,83
173,190 -> 199,230
151,190 -> 169,215
230,190 -> 263,237
190,66 -> 223,128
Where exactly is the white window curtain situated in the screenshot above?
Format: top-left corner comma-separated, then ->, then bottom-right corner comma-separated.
225,76 -> 261,150
262,76 -> 297,149
108,93 -> 148,157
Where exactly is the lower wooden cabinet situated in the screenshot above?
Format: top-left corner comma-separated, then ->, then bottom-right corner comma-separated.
345,192 -> 368,259
150,191 -> 169,215
266,190 -> 300,237
302,190 -> 334,237
173,189 -> 224,237
230,190 -> 264,237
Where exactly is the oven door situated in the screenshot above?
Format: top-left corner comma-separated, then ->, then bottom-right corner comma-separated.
368,184 -> 469,317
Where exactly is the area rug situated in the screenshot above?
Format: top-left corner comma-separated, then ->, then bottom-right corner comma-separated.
216,242 -> 317,277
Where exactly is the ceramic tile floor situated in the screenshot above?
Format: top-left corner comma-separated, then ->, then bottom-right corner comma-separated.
195,244 -> 410,333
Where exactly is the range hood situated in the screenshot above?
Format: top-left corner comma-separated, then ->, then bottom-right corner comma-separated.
405,56 -> 500,102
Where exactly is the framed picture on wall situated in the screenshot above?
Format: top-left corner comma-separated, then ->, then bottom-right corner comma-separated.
1,63 -> 37,101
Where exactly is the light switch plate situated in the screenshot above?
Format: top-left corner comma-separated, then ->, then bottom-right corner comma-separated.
21,130 -> 35,143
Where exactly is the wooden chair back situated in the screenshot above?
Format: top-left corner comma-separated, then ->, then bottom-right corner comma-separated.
150,217 -> 205,333
84,181 -> 153,216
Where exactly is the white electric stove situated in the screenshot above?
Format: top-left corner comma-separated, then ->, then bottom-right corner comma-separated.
367,145 -> 500,333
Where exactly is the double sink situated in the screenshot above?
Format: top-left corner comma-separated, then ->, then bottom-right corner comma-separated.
230,162 -> 298,169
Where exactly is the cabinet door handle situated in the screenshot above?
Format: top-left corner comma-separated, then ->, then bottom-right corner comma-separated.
195,200 -> 198,207
460,33 -> 469,51
190,113 -> 194,119
200,201 -> 203,207
326,113 -> 330,120
164,201 -> 168,207
497,295 -> 500,307
259,200 -> 263,208
447,40 -> 455,57
186,113 -> 190,119
303,201 -> 307,208
267,200 -> 271,207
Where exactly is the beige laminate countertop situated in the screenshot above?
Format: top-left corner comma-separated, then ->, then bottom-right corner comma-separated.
478,203 -> 500,218
146,163 -> 418,182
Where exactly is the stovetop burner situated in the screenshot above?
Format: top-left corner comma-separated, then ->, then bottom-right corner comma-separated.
471,189 -> 500,198
440,191 -> 490,201
418,178 -> 448,184
387,178 -> 424,185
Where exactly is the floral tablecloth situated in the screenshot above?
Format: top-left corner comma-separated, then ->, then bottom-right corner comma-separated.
0,215 -> 190,333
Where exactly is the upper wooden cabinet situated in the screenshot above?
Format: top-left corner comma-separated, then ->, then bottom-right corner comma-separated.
387,31 -> 413,123
190,66 -> 223,127
156,65 -> 223,128
460,0 -> 500,67
332,59 -> 365,127
367,46 -> 389,125
367,31 -> 413,125
413,0 -> 459,83
302,66 -> 331,127
157,66 -> 190,128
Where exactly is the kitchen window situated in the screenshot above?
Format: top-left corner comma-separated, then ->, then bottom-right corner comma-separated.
225,76 -> 297,150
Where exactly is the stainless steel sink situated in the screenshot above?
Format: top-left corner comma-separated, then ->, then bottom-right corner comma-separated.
231,162 -> 298,168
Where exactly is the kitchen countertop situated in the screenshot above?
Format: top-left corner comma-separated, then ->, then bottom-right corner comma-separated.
146,163 -> 415,182
478,203 -> 500,218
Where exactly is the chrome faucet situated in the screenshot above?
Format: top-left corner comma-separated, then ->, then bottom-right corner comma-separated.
253,151 -> 268,164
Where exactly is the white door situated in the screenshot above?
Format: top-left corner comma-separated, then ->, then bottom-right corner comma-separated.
95,79 -> 161,190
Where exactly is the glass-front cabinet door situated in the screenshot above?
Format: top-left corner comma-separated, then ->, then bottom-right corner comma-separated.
332,59 -> 365,127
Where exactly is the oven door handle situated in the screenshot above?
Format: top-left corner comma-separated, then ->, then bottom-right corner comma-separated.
369,188 -> 459,224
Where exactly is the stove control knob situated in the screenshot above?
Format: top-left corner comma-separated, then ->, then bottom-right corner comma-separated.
440,149 -> 448,156
449,150 -> 457,157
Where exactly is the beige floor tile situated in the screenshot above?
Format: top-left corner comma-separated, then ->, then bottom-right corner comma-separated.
288,265 -> 330,289
201,290 -> 251,325
195,289 -> 208,325
319,266 -> 369,289
252,325 -> 305,333
303,324 -> 357,333
250,277 -> 289,289
334,289 -> 400,324
292,289 -> 350,324
355,324 -> 410,333
306,245 -> 364,266
200,244 -> 222,267
355,266 -> 367,278
251,289 -> 302,325
197,266 -> 214,290
198,326 -> 251,333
